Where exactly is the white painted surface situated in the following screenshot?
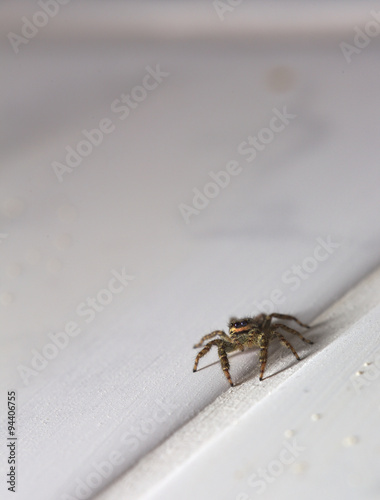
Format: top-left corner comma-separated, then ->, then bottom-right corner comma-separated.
1,2 -> 380,500
98,268 -> 380,500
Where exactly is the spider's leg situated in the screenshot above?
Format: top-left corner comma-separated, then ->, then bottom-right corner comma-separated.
217,343 -> 234,387
259,343 -> 269,381
230,337 -> 245,351
193,341 -> 215,371
253,332 -> 269,381
272,330 -> 300,360
193,330 -> 230,348
269,313 -> 310,329
273,323 -> 313,345
193,339 -> 235,386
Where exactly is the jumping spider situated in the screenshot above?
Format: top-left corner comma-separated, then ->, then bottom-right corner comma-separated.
193,313 -> 313,386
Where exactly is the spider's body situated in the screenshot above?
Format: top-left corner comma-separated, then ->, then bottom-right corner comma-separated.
193,313 -> 313,386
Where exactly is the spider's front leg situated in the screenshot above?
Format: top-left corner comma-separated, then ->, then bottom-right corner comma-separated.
193,330 -> 231,348
193,339 -> 236,386
244,328 -> 269,381
257,334 -> 269,381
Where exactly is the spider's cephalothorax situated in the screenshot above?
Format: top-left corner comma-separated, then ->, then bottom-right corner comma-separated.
193,313 -> 313,387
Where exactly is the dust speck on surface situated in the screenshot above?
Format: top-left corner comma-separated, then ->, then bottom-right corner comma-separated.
342,435 -> 358,447
290,461 -> 308,475
284,429 -> 295,438
265,66 -> 297,93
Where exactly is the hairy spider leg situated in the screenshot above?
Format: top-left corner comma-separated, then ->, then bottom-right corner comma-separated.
272,330 -> 300,360
273,323 -> 314,344
259,344 -> 269,381
255,333 -> 269,381
193,330 -> 231,348
269,313 -> 310,329
193,339 -> 235,386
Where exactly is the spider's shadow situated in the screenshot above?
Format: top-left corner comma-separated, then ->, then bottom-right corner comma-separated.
239,357 -> 300,385
193,348 -> 249,372
195,349 -> 303,383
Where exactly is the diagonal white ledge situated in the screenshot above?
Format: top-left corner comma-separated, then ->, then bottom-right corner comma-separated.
94,265 -> 380,500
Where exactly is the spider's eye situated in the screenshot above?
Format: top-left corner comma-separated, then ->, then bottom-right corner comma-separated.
234,321 -> 247,328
